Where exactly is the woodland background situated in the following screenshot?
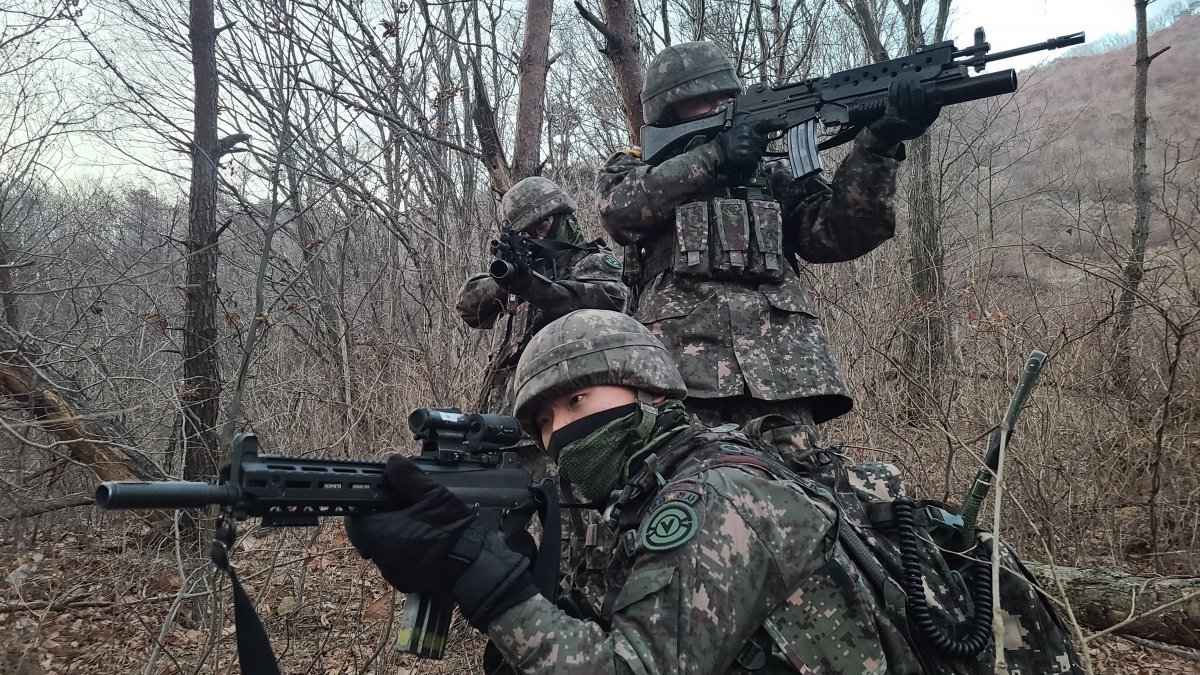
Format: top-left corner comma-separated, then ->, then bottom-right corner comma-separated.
1,0 -> 1199,672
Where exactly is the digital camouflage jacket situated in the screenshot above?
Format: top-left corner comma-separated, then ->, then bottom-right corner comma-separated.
595,129 -> 901,424
456,222 -> 627,414
485,424 -> 1082,674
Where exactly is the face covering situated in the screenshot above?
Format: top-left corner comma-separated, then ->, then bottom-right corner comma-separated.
550,398 -> 690,503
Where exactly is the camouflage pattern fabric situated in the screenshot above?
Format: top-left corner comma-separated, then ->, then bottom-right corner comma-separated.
485,431 -> 906,673
485,427 -> 1082,674
641,41 -> 741,126
501,176 -> 579,232
456,219 -> 627,414
510,308 -> 688,435
596,128 -> 902,424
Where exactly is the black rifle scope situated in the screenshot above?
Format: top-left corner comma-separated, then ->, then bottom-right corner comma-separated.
408,408 -> 522,450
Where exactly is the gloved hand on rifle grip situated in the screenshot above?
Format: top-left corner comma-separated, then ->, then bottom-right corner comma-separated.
712,122 -> 770,176
344,455 -> 476,594
868,78 -> 942,144
344,455 -> 538,630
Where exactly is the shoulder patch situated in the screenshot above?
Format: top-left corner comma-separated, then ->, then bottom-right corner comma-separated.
640,490 -> 701,551
602,253 -> 623,269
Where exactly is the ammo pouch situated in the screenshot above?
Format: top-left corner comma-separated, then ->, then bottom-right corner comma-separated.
671,198 -> 785,283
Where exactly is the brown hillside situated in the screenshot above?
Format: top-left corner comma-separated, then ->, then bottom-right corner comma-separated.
1014,13 -> 1199,166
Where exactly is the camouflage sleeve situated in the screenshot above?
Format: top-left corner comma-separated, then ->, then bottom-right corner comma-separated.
484,467 -> 834,674
456,272 -> 507,329
765,127 -> 901,264
517,251 -> 627,321
596,145 -> 720,246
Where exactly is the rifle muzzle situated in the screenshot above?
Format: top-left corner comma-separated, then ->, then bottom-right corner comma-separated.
96,481 -> 239,510
489,259 -> 519,281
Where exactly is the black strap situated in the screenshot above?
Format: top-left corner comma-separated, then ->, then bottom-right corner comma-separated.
226,567 -> 283,675
817,125 -> 862,151
530,478 -> 561,600
212,516 -> 283,675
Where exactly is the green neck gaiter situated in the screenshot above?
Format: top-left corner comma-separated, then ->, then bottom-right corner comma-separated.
556,398 -> 691,503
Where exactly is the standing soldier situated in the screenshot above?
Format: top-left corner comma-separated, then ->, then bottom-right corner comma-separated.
457,176 -> 626,415
597,42 -> 941,451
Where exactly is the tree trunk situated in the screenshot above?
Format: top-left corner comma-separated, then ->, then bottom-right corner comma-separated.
893,0 -> 951,419
472,61 -> 513,194
1111,0 -> 1153,396
577,0 -> 644,144
1025,562 -> 1200,649
0,239 -> 19,330
181,0 -> 223,484
511,0 -> 553,181
902,134 -> 946,417
0,320 -> 166,481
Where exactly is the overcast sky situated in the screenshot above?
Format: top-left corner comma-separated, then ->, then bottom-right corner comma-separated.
950,0 -> 1142,70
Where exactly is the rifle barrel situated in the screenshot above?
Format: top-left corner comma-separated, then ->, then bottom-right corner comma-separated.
983,32 -> 1086,63
96,481 -> 238,509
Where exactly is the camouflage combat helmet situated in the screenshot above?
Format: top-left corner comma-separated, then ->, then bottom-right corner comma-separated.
512,309 -> 687,435
500,176 -> 578,233
641,41 -> 741,126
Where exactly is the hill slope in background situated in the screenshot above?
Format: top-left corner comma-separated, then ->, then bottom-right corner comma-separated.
1011,12 -> 1199,191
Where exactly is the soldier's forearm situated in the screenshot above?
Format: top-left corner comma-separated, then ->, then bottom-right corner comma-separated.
530,279 -> 626,321
598,146 -> 719,246
485,594 -> 644,674
788,134 -> 900,263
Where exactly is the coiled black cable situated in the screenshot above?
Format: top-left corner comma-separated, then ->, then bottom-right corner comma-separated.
893,497 -> 994,658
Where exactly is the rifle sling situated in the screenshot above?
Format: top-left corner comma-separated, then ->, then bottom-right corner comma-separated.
212,528 -> 284,675
530,478 -> 562,601
226,566 -> 284,675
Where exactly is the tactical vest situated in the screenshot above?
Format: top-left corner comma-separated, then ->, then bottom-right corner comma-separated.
626,192 -> 787,286
565,424 -> 1082,675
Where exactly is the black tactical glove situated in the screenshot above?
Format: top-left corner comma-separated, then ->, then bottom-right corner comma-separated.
489,229 -> 533,288
345,455 -> 538,630
345,455 -> 476,594
868,79 -> 942,144
712,122 -> 769,175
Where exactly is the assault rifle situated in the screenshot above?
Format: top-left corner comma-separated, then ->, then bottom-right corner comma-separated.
640,28 -> 1085,177
489,228 -> 535,283
97,409 -> 558,664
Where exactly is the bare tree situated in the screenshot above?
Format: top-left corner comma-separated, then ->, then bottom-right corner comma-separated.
180,0 -> 245,482
1111,0 -> 1168,396
576,0 -> 645,142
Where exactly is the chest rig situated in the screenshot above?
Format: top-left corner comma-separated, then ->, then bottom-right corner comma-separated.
626,179 -> 787,286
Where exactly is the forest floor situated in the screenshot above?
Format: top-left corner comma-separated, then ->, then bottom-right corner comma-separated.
1,520 -> 1196,674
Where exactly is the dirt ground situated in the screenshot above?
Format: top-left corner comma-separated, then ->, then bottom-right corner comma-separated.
2,521 -> 1197,674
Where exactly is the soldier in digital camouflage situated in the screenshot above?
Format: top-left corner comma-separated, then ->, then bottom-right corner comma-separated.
457,176 -> 626,415
596,41 -> 942,451
346,309 -> 1082,674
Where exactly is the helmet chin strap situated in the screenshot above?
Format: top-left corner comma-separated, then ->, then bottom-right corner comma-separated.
633,390 -> 659,440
